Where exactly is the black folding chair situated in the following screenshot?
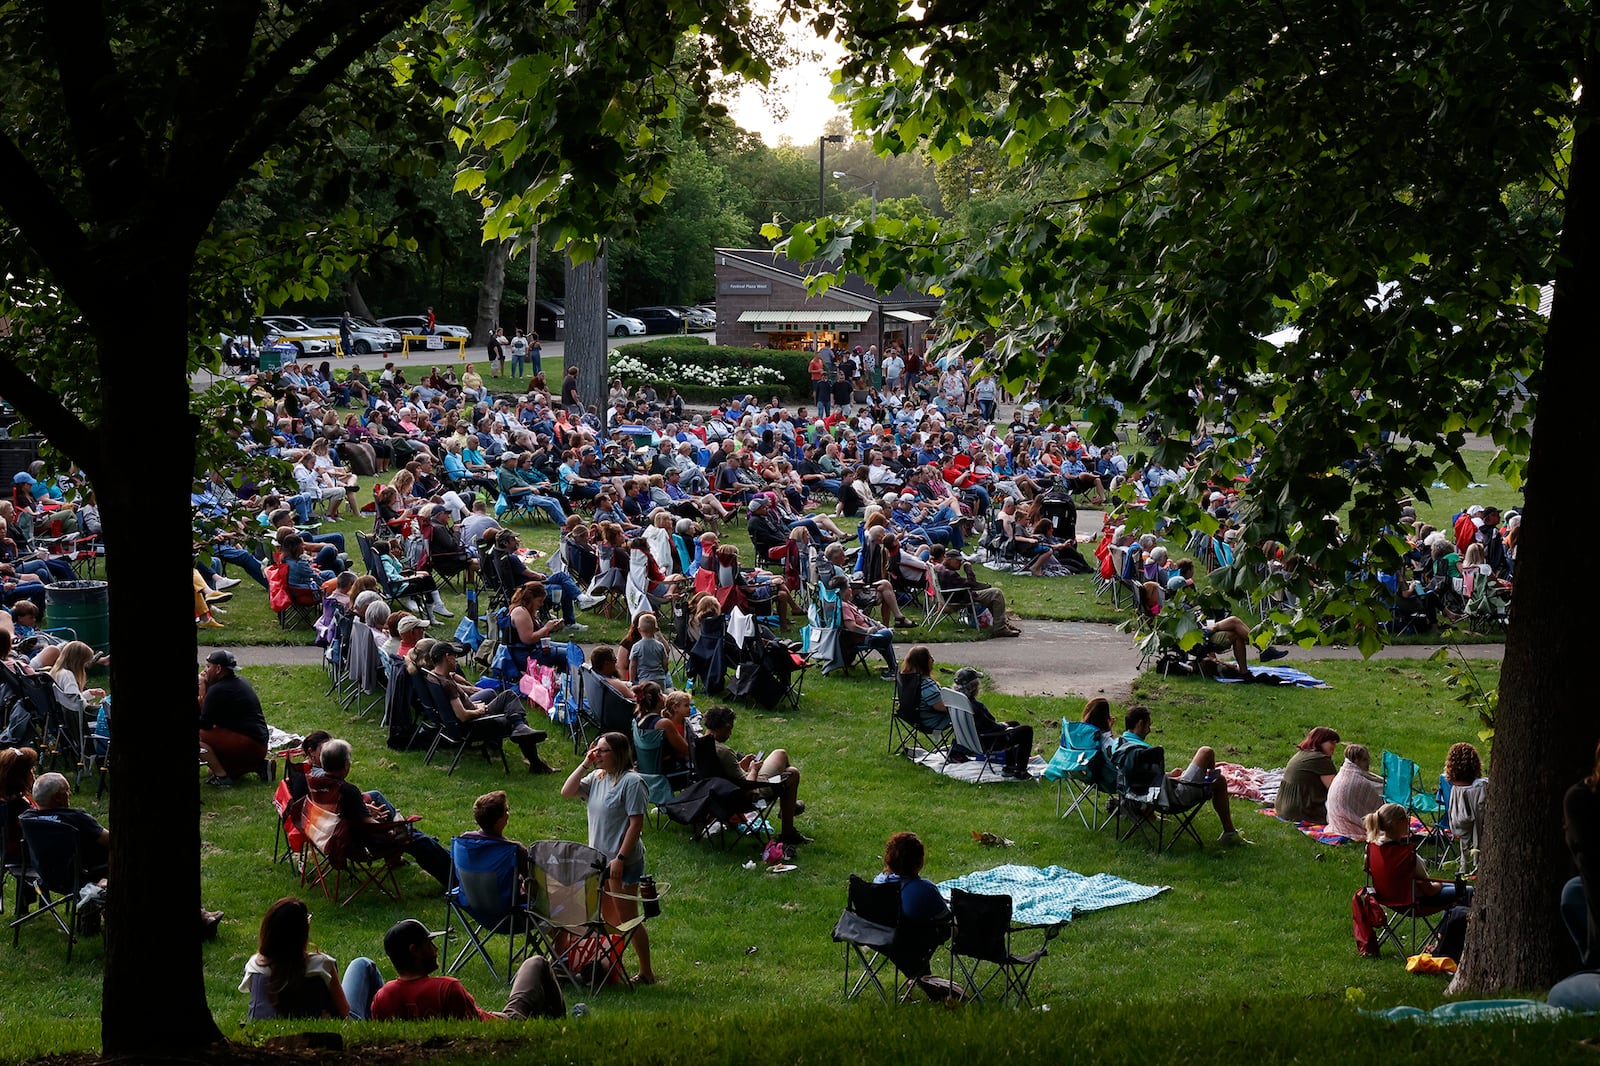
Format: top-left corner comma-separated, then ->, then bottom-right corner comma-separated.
888,674 -> 952,759
831,874 -> 950,1004
947,888 -> 1050,1007
9,815 -> 94,960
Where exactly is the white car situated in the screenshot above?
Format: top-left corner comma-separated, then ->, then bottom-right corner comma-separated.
377,314 -> 472,340
606,309 -> 647,337
256,315 -> 332,356
305,316 -> 403,355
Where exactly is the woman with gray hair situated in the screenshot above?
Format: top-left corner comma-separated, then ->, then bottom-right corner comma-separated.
951,668 -> 1034,779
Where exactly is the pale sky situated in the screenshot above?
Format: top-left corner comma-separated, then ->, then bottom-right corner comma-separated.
725,21 -> 848,146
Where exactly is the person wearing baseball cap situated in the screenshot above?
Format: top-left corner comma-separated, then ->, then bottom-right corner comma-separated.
365,917 -> 566,1021
951,668 -> 1035,779
198,648 -> 268,786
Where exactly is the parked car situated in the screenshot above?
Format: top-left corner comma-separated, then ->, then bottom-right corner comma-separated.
305,316 -> 403,355
606,309 -> 646,337
376,314 -> 472,340
670,305 -> 716,331
629,306 -> 686,334
256,314 -> 332,356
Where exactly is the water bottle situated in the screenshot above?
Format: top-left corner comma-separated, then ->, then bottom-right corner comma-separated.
639,875 -> 660,919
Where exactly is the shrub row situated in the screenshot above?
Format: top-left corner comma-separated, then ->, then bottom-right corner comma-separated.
611,339 -> 811,401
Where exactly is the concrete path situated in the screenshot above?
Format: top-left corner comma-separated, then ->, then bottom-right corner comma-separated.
228,621 -> 1502,708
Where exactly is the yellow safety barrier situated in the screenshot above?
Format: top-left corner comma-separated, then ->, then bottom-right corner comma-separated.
398,334 -> 469,359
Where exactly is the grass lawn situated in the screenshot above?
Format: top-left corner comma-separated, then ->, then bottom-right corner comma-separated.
4,651 -> 1556,1063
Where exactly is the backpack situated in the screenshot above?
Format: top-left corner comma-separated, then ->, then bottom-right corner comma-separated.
1352,889 -> 1386,957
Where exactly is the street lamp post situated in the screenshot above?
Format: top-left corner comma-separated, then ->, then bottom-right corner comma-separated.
833,170 -> 879,222
819,134 -> 845,214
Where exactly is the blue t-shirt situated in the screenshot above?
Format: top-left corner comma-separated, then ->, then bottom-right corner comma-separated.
875,872 -> 949,922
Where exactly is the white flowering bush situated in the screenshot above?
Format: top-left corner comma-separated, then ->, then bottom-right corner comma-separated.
608,350 -> 790,396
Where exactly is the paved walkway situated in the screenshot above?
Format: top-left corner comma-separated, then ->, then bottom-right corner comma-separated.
229,622 -> 1502,705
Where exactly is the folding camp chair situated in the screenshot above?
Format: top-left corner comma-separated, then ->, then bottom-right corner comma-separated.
585,546 -> 627,621
1042,720 -> 1116,829
552,639 -> 590,753
528,839 -> 645,994
632,721 -> 688,828
1381,750 -> 1444,821
292,796 -> 411,906
943,688 -> 1005,782
1362,837 -> 1453,959
580,667 -> 637,740
341,617 -> 385,719
1110,744 -> 1215,852
277,584 -> 321,630
947,888 -> 1050,1007
921,567 -> 980,631
271,757 -> 310,867
0,816 -> 25,918
889,673 -> 953,759
831,874 -> 951,1004
443,836 -> 535,984
416,673 -> 512,776
10,815 -> 94,960
728,629 -> 809,712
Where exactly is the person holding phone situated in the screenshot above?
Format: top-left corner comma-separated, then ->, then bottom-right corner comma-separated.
560,731 -> 656,985
701,706 -> 810,847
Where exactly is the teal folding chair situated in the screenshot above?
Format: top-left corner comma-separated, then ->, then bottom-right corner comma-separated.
1042,720 -> 1115,829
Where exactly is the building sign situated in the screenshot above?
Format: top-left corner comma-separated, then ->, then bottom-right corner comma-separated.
719,280 -> 771,294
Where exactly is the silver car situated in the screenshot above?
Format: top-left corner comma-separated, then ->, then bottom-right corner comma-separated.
306,316 -> 404,355
256,315 -> 332,356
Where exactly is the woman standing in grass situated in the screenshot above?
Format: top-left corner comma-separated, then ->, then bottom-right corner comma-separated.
561,731 -> 655,984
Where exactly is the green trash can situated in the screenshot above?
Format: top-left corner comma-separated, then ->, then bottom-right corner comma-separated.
45,580 -> 110,654
258,342 -> 294,372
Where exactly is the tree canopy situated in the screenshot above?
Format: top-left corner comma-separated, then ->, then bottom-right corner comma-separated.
777,0 -> 1592,992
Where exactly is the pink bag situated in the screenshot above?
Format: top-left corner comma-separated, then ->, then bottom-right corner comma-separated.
519,663 -> 557,710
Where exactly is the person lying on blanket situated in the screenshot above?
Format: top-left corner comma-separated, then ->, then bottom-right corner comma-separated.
1117,706 -> 1253,846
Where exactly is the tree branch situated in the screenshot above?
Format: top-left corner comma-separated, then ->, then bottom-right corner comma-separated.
0,344 -> 98,479
194,0 -> 431,205
1037,126 -> 1236,210
42,0 -> 143,221
0,137 -> 96,315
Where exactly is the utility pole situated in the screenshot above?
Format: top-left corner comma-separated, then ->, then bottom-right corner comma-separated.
819,134 -> 845,215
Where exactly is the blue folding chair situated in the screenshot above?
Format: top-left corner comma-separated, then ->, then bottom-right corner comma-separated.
443,836 -> 532,984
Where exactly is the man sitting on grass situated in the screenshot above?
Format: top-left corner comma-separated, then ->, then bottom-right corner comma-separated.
1116,706 -> 1253,846
364,918 -> 565,1021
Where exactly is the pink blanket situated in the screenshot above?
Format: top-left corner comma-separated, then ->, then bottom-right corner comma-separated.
1216,762 -> 1283,804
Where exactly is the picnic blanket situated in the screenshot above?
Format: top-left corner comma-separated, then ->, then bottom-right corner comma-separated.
1216,762 -> 1283,804
1363,1000 -> 1565,1024
1216,665 -> 1329,687
1258,807 -> 1427,845
937,864 -> 1169,926
906,747 -> 1048,783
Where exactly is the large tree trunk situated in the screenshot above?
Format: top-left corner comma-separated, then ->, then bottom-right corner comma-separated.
474,240 -> 512,345
345,274 -> 376,322
95,276 -> 224,1053
1450,46 -> 1596,995
564,245 -> 609,431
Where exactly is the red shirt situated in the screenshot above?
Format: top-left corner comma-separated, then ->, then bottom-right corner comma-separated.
371,976 -> 491,1021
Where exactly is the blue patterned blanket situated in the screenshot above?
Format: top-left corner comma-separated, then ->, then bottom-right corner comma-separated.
1216,664 -> 1328,687
936,864 -> 1169,926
